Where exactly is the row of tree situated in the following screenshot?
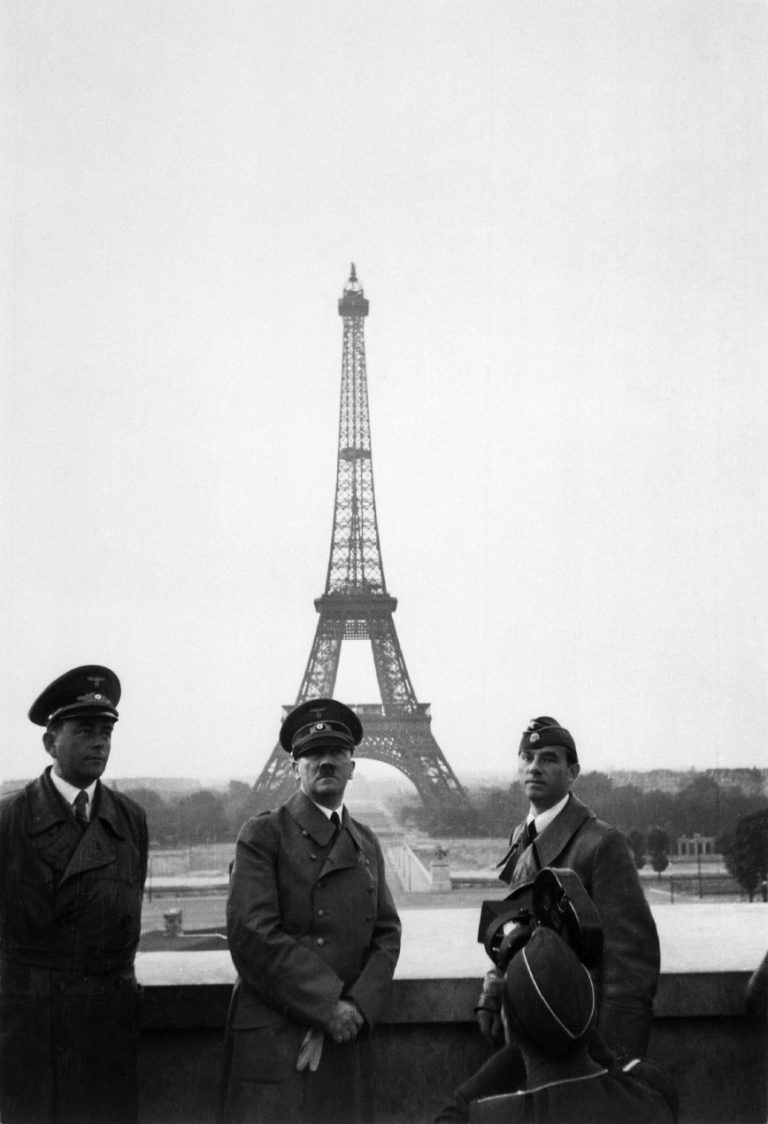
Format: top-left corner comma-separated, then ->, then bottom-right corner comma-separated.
121,774 -> 768,900
403,772 -> 768,843
123,771 -> 766,856
120,781 -> 256,847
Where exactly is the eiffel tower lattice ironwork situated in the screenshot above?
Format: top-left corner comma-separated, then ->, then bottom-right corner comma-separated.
252,265 -> 470,815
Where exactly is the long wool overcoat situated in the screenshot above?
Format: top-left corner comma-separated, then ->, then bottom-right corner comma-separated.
0,768 -> 148,1124
497,793 -> 660,1060
222,790 -> 402,1124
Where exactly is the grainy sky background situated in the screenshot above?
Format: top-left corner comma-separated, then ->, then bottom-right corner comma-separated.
2,0 -> 766,787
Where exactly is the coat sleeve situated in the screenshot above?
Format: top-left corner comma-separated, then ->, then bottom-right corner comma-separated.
589,828 -> 660,1057
345,831 -> 401,1027
226,816 -> 348,1029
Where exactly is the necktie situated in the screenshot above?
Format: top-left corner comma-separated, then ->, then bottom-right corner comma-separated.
330,811 -> 341,837
524,820 -> 537,849
73,790 -> 89,829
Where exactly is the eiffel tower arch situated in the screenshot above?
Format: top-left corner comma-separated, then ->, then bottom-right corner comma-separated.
252,266 -> 470,817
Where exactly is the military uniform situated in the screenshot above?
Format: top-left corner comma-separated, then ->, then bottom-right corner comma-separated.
221,700 -> 401,1124
497,793 -> 659,1059
466,1059 -> 678,1124
0,665 -> 148,1124
438,910 -> 675,1124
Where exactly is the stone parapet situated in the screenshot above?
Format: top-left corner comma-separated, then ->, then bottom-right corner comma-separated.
136,903 -> 768,1123
137,959 -> 765,1123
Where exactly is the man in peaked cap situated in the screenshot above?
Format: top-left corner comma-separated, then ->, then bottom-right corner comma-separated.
0,666 -> 148,1124
222,698 -> 401,1124
473,717 -> 660,1087
437,926 -> 676,1124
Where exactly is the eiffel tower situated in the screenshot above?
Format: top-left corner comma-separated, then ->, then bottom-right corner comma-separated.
252,265 -> 470,815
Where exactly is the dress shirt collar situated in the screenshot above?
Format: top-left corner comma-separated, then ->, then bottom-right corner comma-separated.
310,800 -> 345,821
527,792 -> 570,835
49,769 -> 97,816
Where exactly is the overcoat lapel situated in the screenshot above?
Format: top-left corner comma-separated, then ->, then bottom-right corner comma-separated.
286,792 -> 364,879
498,795 -> 592,886
496,822 -> 528,885
533,795 -> 591,868
25,774 -> 81,873
321,811 -> 365,878
23,773 -> 125,883
59,822 -> 117,883
60,785 -> 126,884
287,790 -> 337,845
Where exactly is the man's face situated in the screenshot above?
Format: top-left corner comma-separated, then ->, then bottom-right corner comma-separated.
292,744 -> 354,809
44,717 -> 114,788
518,745 -> 579,813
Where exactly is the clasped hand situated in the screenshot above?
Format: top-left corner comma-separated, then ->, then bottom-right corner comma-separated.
327,998 -> 364,1045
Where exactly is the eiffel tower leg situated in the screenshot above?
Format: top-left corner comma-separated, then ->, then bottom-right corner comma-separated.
252,613 -> 345,810
357,710 -> 470,815
369,614 -> 419,713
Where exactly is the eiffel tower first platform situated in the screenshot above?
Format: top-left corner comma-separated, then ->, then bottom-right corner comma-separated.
251,265 -> 470,816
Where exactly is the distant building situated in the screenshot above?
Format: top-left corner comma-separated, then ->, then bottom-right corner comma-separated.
609,769 -> 693,794
675,834 -> 718,858
704,768 -> 767,796
609,768 -> 768,796
113,778 -> 202,798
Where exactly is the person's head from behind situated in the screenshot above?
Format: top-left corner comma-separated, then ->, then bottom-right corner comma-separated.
502,926 -> 596,1060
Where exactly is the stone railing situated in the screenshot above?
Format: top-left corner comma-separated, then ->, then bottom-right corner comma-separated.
136,903 -> 768,1124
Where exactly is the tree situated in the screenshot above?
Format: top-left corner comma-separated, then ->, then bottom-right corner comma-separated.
627,829 -> 646,870
173,789 -> 229,844
225,780 -> 258,838
121,786 -> 175,845
674,775 -> 723,837
647,826 -> 670,879
721,810 -> 768,901
575,771 -> 615,817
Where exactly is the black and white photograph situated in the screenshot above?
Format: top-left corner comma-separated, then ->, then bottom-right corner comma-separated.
2,2 -> 766,1122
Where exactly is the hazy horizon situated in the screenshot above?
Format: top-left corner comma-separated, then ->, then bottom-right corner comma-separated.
3,759 -> 765,793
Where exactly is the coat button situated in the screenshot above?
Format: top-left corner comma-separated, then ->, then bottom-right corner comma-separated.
317,908 -> 327,917
309,853 -> 317,860
316,937 -> 325,946
302,830 -> 309,837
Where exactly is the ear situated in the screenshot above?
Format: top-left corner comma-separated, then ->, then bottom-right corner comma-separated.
290,758 -> 300,778
569,762 -> 581,784
43,730 -> 56,758
348,760 -> 355,779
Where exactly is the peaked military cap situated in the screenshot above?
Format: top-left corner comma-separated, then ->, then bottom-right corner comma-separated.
280,698 -> 363,759
503,926 -> 596,1054
28,665 -> 121,727
519,716 -> 577,761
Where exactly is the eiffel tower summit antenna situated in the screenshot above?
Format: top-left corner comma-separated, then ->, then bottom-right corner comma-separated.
251,265 -> 470,814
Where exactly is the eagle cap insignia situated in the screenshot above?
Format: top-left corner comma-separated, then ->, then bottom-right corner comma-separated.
530,732 -> 540,743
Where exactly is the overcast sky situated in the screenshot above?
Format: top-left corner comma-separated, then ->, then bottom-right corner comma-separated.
2,0 -> 766,789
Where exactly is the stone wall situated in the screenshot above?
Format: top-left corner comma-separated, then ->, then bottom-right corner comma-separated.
137,962 -> 766,1124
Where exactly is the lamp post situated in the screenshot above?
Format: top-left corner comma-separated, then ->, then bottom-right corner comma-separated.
695,833 -> 703,898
